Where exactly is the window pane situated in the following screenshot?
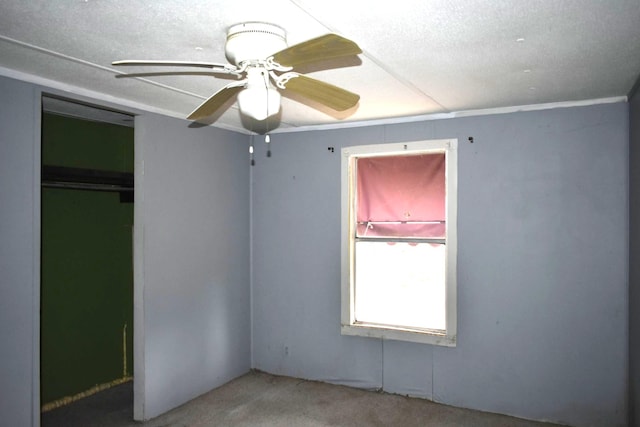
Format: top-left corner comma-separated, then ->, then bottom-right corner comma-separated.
354,241 -> 446,330
356,153 -> 445,238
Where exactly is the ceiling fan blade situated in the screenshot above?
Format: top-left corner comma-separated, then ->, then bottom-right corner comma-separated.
113,60 -> 229,69
282,74 -> 359,111
271,34 -> 362,68
112,60 -> 240,75
187,80 -> 246,121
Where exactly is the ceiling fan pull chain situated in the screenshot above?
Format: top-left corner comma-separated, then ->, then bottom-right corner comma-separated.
265,134 -> 271,158
250,142 -> 255,166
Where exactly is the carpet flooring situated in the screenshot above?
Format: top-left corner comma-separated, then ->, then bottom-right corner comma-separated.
42,371 -> 566,427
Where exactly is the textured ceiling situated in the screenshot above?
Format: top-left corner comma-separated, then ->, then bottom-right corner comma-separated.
1,0 -> 639,133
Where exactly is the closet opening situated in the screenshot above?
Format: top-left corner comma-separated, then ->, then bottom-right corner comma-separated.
39,95 -> 135,424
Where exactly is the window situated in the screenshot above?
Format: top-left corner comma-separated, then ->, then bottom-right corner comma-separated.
341,139 -> 457,345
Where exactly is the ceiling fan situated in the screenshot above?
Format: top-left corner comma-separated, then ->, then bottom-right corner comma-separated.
112,22 -> 362,122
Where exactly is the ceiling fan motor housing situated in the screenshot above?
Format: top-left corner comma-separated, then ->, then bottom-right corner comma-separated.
225,22 -> 287,65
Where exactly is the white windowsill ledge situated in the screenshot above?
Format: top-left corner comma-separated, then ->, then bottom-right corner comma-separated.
341,323 -> 456,346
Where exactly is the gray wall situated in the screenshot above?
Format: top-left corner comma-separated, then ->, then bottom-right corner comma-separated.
629,86 -> 640,426
0,69 -> 631,426
134,114 -> 251,420
251,103 -> 629,426
0,75 -> 40,427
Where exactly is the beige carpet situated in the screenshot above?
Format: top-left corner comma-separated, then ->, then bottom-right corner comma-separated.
42,370 -> 566,427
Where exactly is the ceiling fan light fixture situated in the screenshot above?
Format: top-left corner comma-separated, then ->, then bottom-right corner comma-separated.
237,86 -> 281,121
237,67 -> 281,121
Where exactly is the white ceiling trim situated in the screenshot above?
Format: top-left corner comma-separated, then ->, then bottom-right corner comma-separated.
0,65 -> 628,136
269,96 -> 628,134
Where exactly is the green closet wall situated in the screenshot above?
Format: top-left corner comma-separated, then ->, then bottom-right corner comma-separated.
41,113 -> 134,405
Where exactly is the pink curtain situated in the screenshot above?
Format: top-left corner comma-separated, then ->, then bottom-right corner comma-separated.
356,153 -> 445,238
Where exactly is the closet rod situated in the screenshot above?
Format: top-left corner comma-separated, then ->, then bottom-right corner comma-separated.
357,220 -> 445,225
42,181 -> 133,192
42,165 -> 133,189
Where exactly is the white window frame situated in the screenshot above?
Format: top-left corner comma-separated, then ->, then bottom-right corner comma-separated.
340,139 -> 458,346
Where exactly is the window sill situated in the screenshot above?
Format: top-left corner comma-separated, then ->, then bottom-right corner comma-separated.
341,323 -> 456,346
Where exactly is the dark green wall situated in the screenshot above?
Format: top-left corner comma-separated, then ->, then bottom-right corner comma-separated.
42,113 -> 133,172
41,113 -> 133,404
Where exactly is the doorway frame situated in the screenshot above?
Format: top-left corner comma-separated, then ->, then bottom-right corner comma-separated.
35,90 -> 145,425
